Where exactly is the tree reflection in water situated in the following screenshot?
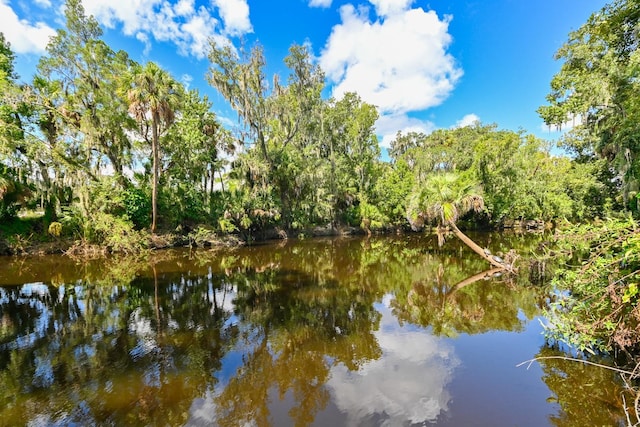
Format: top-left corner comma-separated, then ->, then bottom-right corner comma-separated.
0,233 -> 632,426
534,346 -> 631,427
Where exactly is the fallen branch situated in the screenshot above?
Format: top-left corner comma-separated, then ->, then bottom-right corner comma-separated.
516,356 -> 637,377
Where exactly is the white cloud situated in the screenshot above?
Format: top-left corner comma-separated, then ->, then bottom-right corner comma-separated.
320,4 -> 462,116
174,0 -> 195,16
33,0 -> 53,8
211,0 -> 252,36
453,113 -> 480,128
0,1 -> 56,54
369,0 -> 414,17
377,113 -> 435,148
181,73 -> 193,89
327,297 -> 459,425
135,31 -> 152,56
178,6 -> 222,58
80,0 -> 251,59
309,0 -> 332,8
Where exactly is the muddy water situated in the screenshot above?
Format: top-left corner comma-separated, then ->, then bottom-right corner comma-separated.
0,233 -> 631,426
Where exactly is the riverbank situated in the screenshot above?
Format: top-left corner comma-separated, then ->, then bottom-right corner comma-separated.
0,223 -> 369,257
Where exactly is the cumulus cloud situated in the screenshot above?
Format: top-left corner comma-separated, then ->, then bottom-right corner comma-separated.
0,0 -> 56,54
309,0 -> 332,8
174,0 -> 195,16
326,296 -> 459,425
453,113 -> 480,128
369,0 -> 414,17
211,0 -> 252,35
135,31 -> 152,56
319,1 -> 461,145
320,3 -> 461,116
81,0 -> 252,59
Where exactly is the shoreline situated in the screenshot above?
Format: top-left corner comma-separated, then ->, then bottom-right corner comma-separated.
0,222 -> 550,258
0,225 -> 370,258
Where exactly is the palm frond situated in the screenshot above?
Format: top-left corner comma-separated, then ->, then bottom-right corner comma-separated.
407,171 -> 485,227
0,174 -> 14,199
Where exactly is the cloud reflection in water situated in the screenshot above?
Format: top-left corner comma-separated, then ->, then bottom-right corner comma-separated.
326,294 -> 459,426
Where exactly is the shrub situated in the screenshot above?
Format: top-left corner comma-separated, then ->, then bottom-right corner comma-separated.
544,217 -> 640,354
123,187 -> 151,229
48,222 -> 62,237
89,212 -> 147,253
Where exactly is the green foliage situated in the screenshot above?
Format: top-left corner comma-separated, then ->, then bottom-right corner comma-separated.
0,166 -> 31,221
358,200 -> 386,232
187,225 -> 218,247
538,0 -> 640,211
82,211 -> 147,253
163,88 -> 230,222
218,217 -> 238,233
0,0 -> 624,250
159,184 -> 206,228
373,159 -> 414,227
407,171 -> 484,229
123,186 -> 151,229
544,218 -> 640,353
215,182 -> 280,238
391,124 -> 607,226
207,41 -> 381,230
58,183 -> 147,253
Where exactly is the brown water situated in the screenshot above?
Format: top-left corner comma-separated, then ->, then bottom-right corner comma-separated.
0,233 -> 631,426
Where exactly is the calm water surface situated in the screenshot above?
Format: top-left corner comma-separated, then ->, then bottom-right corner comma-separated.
0,233 -> 631,426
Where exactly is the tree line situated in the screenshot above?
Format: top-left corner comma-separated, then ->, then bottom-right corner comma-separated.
0,0 -> 635,255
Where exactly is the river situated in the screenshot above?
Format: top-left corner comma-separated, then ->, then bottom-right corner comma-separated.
0,232 -> 631,426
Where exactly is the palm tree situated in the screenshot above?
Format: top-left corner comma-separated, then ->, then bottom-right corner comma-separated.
125,62 -> 180,233
0,174 -> 14,200
407,172 -> 513,271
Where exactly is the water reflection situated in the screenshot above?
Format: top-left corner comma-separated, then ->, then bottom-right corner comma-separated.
0,233 -> 632,426
535,346 -> 630,427
327,295 -> 459,426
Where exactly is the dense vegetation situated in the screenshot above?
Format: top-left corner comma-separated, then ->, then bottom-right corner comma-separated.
535,0 -> 640,360
0,0 -> 612,252
0,0 -> 639,360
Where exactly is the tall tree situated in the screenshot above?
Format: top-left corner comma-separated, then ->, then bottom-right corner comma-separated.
0,34 -> 73,223
37,0 -> 136,184
207,42 -> 271,165
0,33 -> 24,219
207,42 -> 333,229
124,62 -> 181,233
320,92 -> 380,228
538,0 -> 640,211
164,89 -> 233,223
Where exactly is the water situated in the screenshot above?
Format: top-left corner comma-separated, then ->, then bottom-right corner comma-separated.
0,233 -> 631,426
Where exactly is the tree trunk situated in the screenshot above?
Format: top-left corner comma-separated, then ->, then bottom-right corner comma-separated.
107,149 -> 127,188
217,168 -> 225,195
449,222 -> 508,270
151,113 -> 159,234
153,264 -> 162,336
38,162 -> 57,224
448,267 -> 506,297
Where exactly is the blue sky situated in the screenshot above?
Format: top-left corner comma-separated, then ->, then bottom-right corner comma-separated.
2,0 -> 607,151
